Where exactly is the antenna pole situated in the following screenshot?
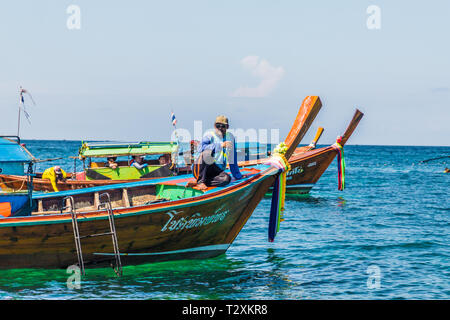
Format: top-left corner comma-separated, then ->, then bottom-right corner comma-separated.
17,87 -> 22,137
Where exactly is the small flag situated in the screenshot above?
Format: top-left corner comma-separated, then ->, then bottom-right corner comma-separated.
20,88 -> 27,103
170,112 -> 177,126
19,87 -> 35,105
18,87 -> 36,124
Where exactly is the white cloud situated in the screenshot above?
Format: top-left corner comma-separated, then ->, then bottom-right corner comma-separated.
231,56 -> 285,98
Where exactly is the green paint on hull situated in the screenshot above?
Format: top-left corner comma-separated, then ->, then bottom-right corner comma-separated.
156,184 -> 203,201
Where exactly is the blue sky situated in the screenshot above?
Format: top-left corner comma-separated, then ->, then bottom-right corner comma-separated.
0,0 -> 449,145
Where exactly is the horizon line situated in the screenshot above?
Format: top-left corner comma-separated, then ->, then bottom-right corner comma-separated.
15,139 -> 450,148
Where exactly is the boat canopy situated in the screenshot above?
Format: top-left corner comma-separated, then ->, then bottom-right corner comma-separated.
78,141 -> 179,159
0,137 -> 34,163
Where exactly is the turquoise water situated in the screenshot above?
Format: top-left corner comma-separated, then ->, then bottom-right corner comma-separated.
0,142 -> 449,299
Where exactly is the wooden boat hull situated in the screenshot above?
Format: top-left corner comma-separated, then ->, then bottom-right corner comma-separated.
0,169 -> 275,269
0,95 -> 323,270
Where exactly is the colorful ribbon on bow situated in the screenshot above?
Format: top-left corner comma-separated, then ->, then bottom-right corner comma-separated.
265,142 -> 291,242
332,136 -> 345,191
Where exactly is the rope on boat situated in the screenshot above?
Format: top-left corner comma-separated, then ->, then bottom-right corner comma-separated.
265,142 -> 291,242
419,155 -> 450,163
0,177 -> 27,192
331,136 -> 345,191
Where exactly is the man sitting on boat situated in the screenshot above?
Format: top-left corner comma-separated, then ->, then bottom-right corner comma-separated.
158,154 -> 170,166
105,157 -> 118,169
191,115 -> 243,191
42,166 -> 67,192
130,155 -> 148,170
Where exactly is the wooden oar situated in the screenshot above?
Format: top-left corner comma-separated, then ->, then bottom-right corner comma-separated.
306,126 -> 324,151
311,126 -> 324,146
284,96 -> 322,159
292,126 -> 325,155
339,109 -> 364,146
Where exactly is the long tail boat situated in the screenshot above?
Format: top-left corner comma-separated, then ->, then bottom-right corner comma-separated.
0,96 -> 322,269
284,109 -> 364,196
238,109 -> 363,196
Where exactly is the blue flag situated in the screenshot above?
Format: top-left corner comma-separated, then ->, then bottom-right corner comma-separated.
170,112 -> 177,126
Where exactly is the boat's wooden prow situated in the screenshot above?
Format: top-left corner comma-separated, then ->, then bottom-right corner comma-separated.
340,109 -> 364,146
284,96 -> 322,159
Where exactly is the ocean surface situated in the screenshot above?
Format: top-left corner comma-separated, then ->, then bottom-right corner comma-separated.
0,141 -> 449,300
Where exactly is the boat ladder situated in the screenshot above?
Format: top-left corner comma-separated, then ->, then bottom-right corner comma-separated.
63,193 -> 123,277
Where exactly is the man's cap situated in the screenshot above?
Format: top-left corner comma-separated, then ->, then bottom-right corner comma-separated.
54,166 -> 62,173
215,115 -> 229,126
